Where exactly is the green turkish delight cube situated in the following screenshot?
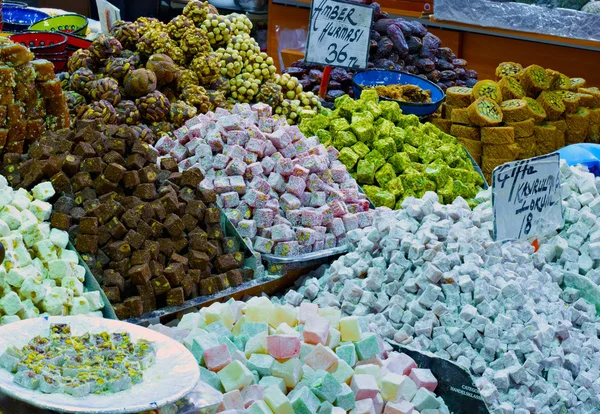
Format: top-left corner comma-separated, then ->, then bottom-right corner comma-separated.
397,114 -> 420,129
361,185 -> 381,201
372,191 -> 396,209
331,118 -> 350,137
375,163 -> 396,188
373,138 -> 396,159
425,159 -> 450,185
374,118 -> 394,139
359,89 -> 379,103
441,132 -> 458,144
365,101 -> 382,118
338,148 -> 360,170
379,100 -> 401,123
385,177 -> 404,199
449,168 -> 472,183
351,142 -> 370,159
454,181 -> 478,199
401,172 -> 426,193
335,95 -> 357,119
364,150 -> 386,171
404,126 -> 425,147
418,146 -> 440,164
299,118 -> 313,136
352,111 -> 374,124
350,171 -> 357,180
351,118 -> 374,144
316,129 -> 332,146
437,177 -> 455,204
357,160 -> 375,185
403,145 -> 419,162
310,114 -> 330,130
423,179 -> 436,192
388,152 -> 412,174
334,130 -> 358,148
389,126 -> 406,149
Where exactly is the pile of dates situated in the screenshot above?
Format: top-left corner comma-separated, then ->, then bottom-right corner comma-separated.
285,1 -> 478,102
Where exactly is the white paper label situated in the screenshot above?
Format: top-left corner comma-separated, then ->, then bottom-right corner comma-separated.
492,153 -> 562,241
304,0 -> 374,69
96,0 -> 121,34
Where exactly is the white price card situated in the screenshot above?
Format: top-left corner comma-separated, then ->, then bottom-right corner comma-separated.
304,0 -> 374,70
492,153 -> 563,241
96,0 -> 121,34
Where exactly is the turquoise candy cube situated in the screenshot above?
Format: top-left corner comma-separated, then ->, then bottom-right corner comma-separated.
190,331 -> 218,364
241,322 -> 269,339
248,354 -> 275,377
233,334 -> 248,350
259,376 -> 287,393
200,367 -> 223,392
218,336 -> 239,354
335,342 -> 357,367
317,401 -> 334,414
205,321 -> 233,341
289,386 -> 321,414
311,370 -> 342,403
354,333 -> 381,361
300,364 -> 317,386
335,383 -> 356,411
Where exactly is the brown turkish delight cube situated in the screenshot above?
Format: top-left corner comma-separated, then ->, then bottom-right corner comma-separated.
72,172 -> 93,192
128,264 -> 151,285
185,200 -> 206,221
166,287 -> 185,306
106,217 -> 127,239
104,163 -> 126,183
207,223 -> 223,240
189,269 -> 202,284
140,165 -> 158,183
103,151 -> 126,167
103,270 -> 125,292
136,283 -> 157,313
158,238 -> 175,257
215,273 -> 230,290
189,250 -> 210,270
76,234 -> 98,254
81,157 -> 106,174
160,191 -> 179,214
164,262 -> 184,286
205,241 -> 219,260
180,168 -> 204,188
226,269 -> 243,287
37,79 -> 62,99
24,93 -> 45,119
113,303 -> 130,320
94,175 -> 118,195
102,286 -> 121,303
121,210 -> 140,229
134,183 -> 157,201
171,252 -> 189,267
199,187 -> 217,204
50,212 -> 70,231
182,214 -> 198,232
189,230 -> 208,251
42,155 -> 63,177
127,153 -> 146,170
199,277 -> 219,296
144,241 -> 160,261
7,103 -> 24,125
73,142 -> 96,158
149,260 -> 164,277
31,59 -> 55,81
205,207 -> 221,224
150,200 -> 166,221
131,250 -> 151,266
0,106 -> 7,126
110,258 -> 129,276
137,203 -> 154,222
164,214 -> 184,237
107,240 -> 131,261
98,225 -> 112,246
241,268 -> 254,282
49,172 -> 70,194
160,157 -> 178,172
107,138 -> 126,154
181,275 -> 194,297
123,296 -> 144,318
216,253 -> 239,273
62,154 -> 81,177
136,220 -> 153,239
178,187 -> 196,203
151,275 -> 171,296
125,230 -> 145,250
172,236 -> 188,253
79,217 -> 99,235
148,219 -> 164,238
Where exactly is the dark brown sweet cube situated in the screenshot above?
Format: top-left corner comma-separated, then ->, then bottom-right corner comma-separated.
205,241 -> 218,260
102,286 -> 121,303
42,155 -> 63,177
199,188 -> 216,204
123,170 -> 140,188
189,230 -> 208,251
50,212 -> 70,231
181,214 -> 198,233
131,250 -> 151,266
106,241 -> 131,261
124,296 -> 144,318
166,287 -> 185,306
137,220 -> 153,239
98,225 -> 112,246
215,273 -> 230,290
204,207 -> 220,224
139,165 -> 158,183
49,171 -> 71,194
137,203 -> 155,222
226,269 -> 244,287
128,264 -> 151,285
127,153 -> 146,170
62,154 -> 81,177
180,168 -> 204,189
158,238 -> 175,258
136,283 -> 157,313
71,172 -> 93,192
178,187 -> 196,203
168,172 -> 182,185
148,219 -> 164,238
189,250 -> 210,270
207,223 -> 223,240
109,258 -> 130,276
144,241 -> 160,261
160,157 -> 178,172
149,260 -> 164,277
104,163 -> 126,183
94,175 -> 118,195
103,150 -> 126,167
164,214 -> 184,237
81,157 -> 106,174
241,268 -> 254,282
103,270 -> 125,292
181,275 -> 194,297
171,253 -> 188,267
121,210 -> 140,229
125,230 -> 145,250
199,277 -> 219,296
73,141 -> 96,158
160,192 -> 179,214
151,275 -> 171,296
113,303 -> 130,320
216,253 -> 239,273
164,262 -> 184,286
172,236 -> 188,253
150,200 -> 166,221
107,138 -> 126,154
189,269 -> 202,284
106,217 -> 127,239
76,234 -> 98,254
134,183 -> 157,201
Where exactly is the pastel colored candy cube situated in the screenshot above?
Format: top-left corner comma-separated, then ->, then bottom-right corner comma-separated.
335,383 -> 356,410
384,400 -> 415,414
381,373 -> 405,401
305,343 -> 338,371
350,374 -> 379,401
336,343 -> 358,367
247,400 -> 274,414
204,343 -> 232,372
350,398 -> 376,414
355,333 -> 382,361
218,360 -> 254,392
409,368 -> 438,392
221,389 -> 244,410
289,385 -> 321,414
241,384 -> 265,408
311,370 -> 342,403
267,335 -> 301,359
303,317 -> 331,346
263,385 -> 293,414
259,376 -> 287,394
410,388 -> 440,411
271,357 -> 303,388
330,358 -> 354,384
384,353 -> 417,376
396,376 -> 418,402
339,316 -> 362,342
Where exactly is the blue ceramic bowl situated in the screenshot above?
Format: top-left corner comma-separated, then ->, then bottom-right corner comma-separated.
352,69 -> 445,117
1,6 -> 49,32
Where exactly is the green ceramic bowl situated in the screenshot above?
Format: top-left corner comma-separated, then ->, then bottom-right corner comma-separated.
28,13 -> 88,36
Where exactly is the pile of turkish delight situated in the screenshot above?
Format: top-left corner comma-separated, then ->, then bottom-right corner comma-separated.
154,104 -> 374,258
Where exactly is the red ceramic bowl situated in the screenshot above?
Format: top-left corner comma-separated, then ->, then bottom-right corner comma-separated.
9,31 -> 67,53
64,32 -> 91,50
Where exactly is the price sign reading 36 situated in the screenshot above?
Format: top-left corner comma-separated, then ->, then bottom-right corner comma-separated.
305,0 -> 374,69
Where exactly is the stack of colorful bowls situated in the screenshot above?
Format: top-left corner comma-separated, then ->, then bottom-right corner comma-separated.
9,31 -> 68,70
28,13 -> 90,57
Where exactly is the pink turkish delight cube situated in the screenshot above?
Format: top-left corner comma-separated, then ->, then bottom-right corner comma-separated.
254,208 -> 274,229
319,205 -> 334,225
267,129 -> 292,149
252,103 -> 271,118
280,143 -> 297,159
309,192 -> 327,207
267,334 -> 301,359
293,138 -> 308,154
308,144 -> 327,156
292,164 -> 310,180
244,162 -> 264,181
213,153 -> 231,170
185,138 -> 201,153
245,152 -> 258,165
271,224 -> 294,242
287,125 -> 304,142
184,115 -> 201,128
253,236 -> 273,254
250,177 -> 271,195
225,159 -> 246,176
357,211 -> 374,228
264,140 -> 277,157
286,175 -> 307,199
351,374 -> 380,401
229,176 -> 246,194
327,217 -> 346,237
281,193 -> 301,211
204,344 -> 232,372
221,192 -> 241,208
302,209 -> 322,227
196,143 -> 212,158
169,143 -> 188,162
327,145 -> 340,163
409,368 -> 438,392
155,135 -> 177,155
226,210 -> 242,226
286,210 -> 302,226
174,126 -> 189,142
227,144 -> 247,160
207,132 -> 225,152
325,234 -> 336,248
296,227 -> 316,245
303,317 -> 330,345
226,130 -> 249,146
274,215 -> 292,227
308,174 -> 324,192
246,138 -> 267,157
178,158 -> 194,171
259,117 -> 276,133
342,213 -> 359,231
237,220 -> 257,239
214,177 -> 232,194
313,226 -> 326,241
241,385 -> 264,408
275,158 -> 295,176
265,198 -> 279,213
300,192 -> 312,207
244,188 -> 269,208
220,390 -> 244,411
274,241 -> 299,257
261,156 -> 276,175
268,173 -> 286,194
384,353 -> 417,376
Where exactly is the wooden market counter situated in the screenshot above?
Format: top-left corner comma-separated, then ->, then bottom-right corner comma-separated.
268,0 -> 600,86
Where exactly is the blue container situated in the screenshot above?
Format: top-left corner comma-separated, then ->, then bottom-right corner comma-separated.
2,6 -> 49,32
352,69 -> 445,117
556,144 -> 600,176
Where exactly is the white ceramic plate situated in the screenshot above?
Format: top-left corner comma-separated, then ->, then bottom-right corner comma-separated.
0,315 -> 200,413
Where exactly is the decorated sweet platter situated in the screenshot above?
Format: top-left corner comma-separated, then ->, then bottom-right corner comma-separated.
0,316 -> 200,413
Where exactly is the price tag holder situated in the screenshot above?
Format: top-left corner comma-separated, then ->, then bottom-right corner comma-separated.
492,153 -> 563,241
304,0 -> 374,70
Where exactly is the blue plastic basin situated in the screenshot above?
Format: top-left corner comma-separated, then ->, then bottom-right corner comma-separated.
352,69 -> 445,117
556,144 -> 600,176
2,6 -> 49,32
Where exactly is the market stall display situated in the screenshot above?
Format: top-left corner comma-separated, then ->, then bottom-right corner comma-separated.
0,40 -> 70,157
0,178 -> 105,323
299,91 -> 484,209
150,299 -> 451,413
156,103 -> 374,259
283,161 -> 600,412
284,1 -> 478,102
434,61 -> 600,182
0,315 -> 200,413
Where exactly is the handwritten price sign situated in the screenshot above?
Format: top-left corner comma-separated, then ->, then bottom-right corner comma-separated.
492,153 -> 563,241
305,0 -> 374,69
